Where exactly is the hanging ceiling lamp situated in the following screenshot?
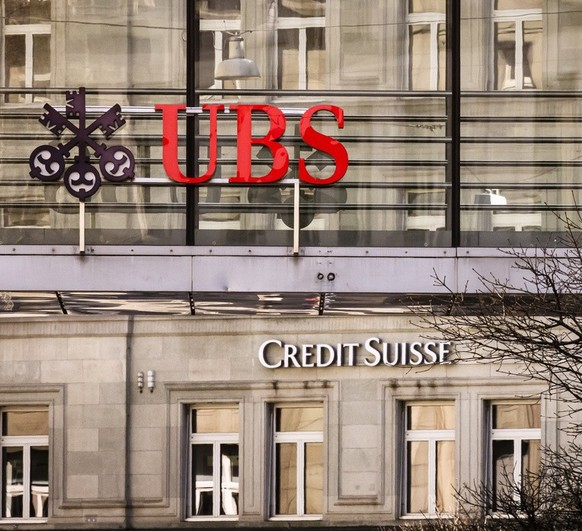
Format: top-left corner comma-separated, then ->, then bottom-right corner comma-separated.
215,34 -> 260,81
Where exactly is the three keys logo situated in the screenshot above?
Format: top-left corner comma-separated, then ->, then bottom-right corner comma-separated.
29,87 -> 135,200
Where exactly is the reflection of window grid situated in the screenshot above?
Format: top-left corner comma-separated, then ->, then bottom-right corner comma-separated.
3,24 -> 51,103
493,7 -> 543,90
406,11 -> 446,90
188,407 -> 239,519
406,190 -> 446,231
275,15 -> 326,90
403,402 -> 456,516
488,402 -> 541,510
271,405 -> 324,518
0,408 -> 49,520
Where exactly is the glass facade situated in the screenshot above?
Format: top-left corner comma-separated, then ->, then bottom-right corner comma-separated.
1,1 -> 582,247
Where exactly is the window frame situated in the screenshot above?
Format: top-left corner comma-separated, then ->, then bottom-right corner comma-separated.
269,403 -> 324,520
487,401 -> 541,509
491,7 -> 543,90
402,401 -> 456,517
406,10 -> 446,90
274,14 -> 326,90
187,405 -> 240,520
2,0 -> 51,105
0,407 -> 49,522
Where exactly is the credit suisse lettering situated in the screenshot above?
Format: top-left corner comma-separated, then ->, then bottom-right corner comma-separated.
155,104 -> 348,185
258,338 -> 451,369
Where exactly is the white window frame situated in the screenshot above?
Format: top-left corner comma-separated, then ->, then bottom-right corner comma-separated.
488,402 -> 541,506
3,23 -> 51,104
270,405 -> 324,519
403,402 -> 455,516
274,16 -> 326,90
187,407 -> 240,520
0,411 -> 49,521
492,7 -> 543,90
406,11 -> 446,90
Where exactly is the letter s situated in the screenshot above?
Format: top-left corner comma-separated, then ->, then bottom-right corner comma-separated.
299,105 -> 348,185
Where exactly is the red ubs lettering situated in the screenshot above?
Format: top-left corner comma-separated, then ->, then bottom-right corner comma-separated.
155,104 -> 348,185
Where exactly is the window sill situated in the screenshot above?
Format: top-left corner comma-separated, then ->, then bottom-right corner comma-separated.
269,515 -> 323,521
0,519 -> 48,524
185,516 -> 238,522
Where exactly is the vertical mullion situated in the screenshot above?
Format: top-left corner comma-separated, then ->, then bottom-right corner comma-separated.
299,28 -> 307,89
271,441 -> 277,517
213,442 -> 221,517
23,444 -> 30,519
25,32 -> 34,104
515,20 -> 524,90
430,21 -> 438,90
428,438 -> 436,513
296,441 -> 305,516
188,442 -> 193,517
215,31 -> 224,90
514,437 -> 522,501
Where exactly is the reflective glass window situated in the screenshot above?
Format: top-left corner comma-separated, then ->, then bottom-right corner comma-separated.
404,402 -> 456,515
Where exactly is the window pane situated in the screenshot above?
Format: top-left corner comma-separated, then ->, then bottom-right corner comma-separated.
495,0 -> 541,9
276,406 -> 323,432
521,439 -> 540,482
492,439 -> 514,510
409,0 -> 445,13
493,404 -> 541,429
192,444 -> 213,516
437,23 -> 446,90
305,442 -> 323,514
2,447 -> 24,518
278,29 -> 300,89
33,34 -> 51,89
307,27 -> 326,89
30,447 -> 49,518
524,19 -> 543,89
220,444 -> 239,516
193,408 -> 238,433
5,34 -> 26,103
2,410 -> 48,436
495,21 -> 516,90
5,0 -> 51,24
276,443 -> 297,515
409,24 -> 431,90
198,0 -> 241,18
436,440 -> 455,513
407,441 -> 428,513
279,0 -> 325,18
408,404 -> 455,430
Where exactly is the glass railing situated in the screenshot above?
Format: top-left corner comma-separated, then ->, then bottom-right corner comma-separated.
1,88 -> 582,247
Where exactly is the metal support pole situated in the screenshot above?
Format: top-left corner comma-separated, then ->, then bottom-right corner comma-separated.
293,181 -> 300,255
79,200 -> 85,254
446,0 -> 461,247
186,0 -> 199,245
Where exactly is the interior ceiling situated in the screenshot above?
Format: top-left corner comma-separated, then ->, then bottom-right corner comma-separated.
0,292 -> 449,317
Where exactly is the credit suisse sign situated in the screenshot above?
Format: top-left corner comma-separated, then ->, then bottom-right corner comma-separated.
258,338 -> 452,369
156,103 -> 348,185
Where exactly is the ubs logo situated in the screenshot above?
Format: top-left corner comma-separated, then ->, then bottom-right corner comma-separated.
29,87 -> 135,200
